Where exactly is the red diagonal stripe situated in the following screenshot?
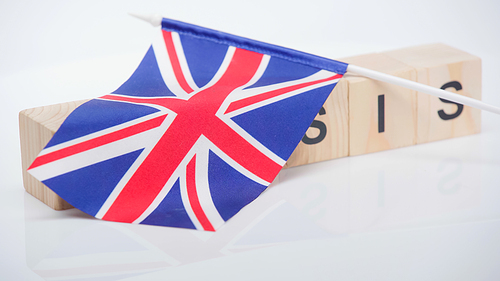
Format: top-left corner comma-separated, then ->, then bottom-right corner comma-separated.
28,114 -> 167,169
101,48 -> 265,223
186,155 -> 215,231
204,118 -> 281,183
163,31 -> 194,94
102,117 -> 199,223
100,95 -> 186,110
225,74 -> 343,114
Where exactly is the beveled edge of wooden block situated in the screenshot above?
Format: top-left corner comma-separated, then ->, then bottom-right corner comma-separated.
19,100 -> 89,210
382,43 -> 481,69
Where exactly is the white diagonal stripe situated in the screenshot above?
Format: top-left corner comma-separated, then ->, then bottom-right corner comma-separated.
195,46 -> 236,92
212,54 -> 286,166
216,54 -> 270,117
153,30 -> 189,99
228,69 -> 339,106
29,127 -> 161,182
203,136 -> 271,186
38,109 -> 168,156
171,32 -> 199,92
194,142 -> 225,229
179,166 -> 203,230
225,77 -> 341,118
94,113 -> 175,219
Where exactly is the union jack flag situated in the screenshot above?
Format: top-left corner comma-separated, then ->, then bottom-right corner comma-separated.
28,18 -> 347,231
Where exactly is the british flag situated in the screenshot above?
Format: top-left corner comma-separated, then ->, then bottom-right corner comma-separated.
28,18 -> 347,231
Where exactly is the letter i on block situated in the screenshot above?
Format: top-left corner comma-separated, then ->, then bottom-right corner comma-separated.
344,53 -> 418,156
384,44 -> 481,143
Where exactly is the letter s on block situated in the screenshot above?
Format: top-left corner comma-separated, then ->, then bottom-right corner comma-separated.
438,81 -> 464,121
302,107 -> 327,145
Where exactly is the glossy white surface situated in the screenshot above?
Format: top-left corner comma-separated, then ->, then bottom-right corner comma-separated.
1,1 -> 500,280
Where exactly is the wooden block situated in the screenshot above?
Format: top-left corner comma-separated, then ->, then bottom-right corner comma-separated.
284,78 -> 349,168
344,53 -> 418,156
19,100 -> 88,210
19,44 -> 482,210
383,44 -> 481,143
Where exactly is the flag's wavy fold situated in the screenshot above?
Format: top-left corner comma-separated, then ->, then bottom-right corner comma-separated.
28,18 -> 347,231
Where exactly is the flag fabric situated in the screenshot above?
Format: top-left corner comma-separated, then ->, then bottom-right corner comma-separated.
28,18 -> 348,231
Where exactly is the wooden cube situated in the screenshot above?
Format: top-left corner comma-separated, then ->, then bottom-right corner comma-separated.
287,52 -> 419,165
284,78 -> 349,168
383,44 -> 481,143
19,100 -> 88,210
344,53 -> 418,156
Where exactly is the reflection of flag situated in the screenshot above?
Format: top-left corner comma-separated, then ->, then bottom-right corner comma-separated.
30,224 -> 178,280
27,198 -> 329,280
28,18 -> 347,231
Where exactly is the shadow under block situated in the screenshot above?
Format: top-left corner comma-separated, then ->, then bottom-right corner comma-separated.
343,54 -> 418,156
383,44 -> 481,144
19,100 -> 89,210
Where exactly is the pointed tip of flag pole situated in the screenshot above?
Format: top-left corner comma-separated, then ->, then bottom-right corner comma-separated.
128,12 -> 162,27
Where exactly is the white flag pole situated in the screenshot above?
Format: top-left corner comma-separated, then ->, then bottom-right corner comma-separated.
347,64 -> 500,115
128,13 -> 162,27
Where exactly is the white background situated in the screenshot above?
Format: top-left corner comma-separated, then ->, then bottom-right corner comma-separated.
1,0 -> 500,280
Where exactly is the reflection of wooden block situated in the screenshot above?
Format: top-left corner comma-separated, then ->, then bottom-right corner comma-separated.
284,79 -> 349,168
344,54 -> 418,156
19,100 -> 88,210
384,44 -> 481,143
